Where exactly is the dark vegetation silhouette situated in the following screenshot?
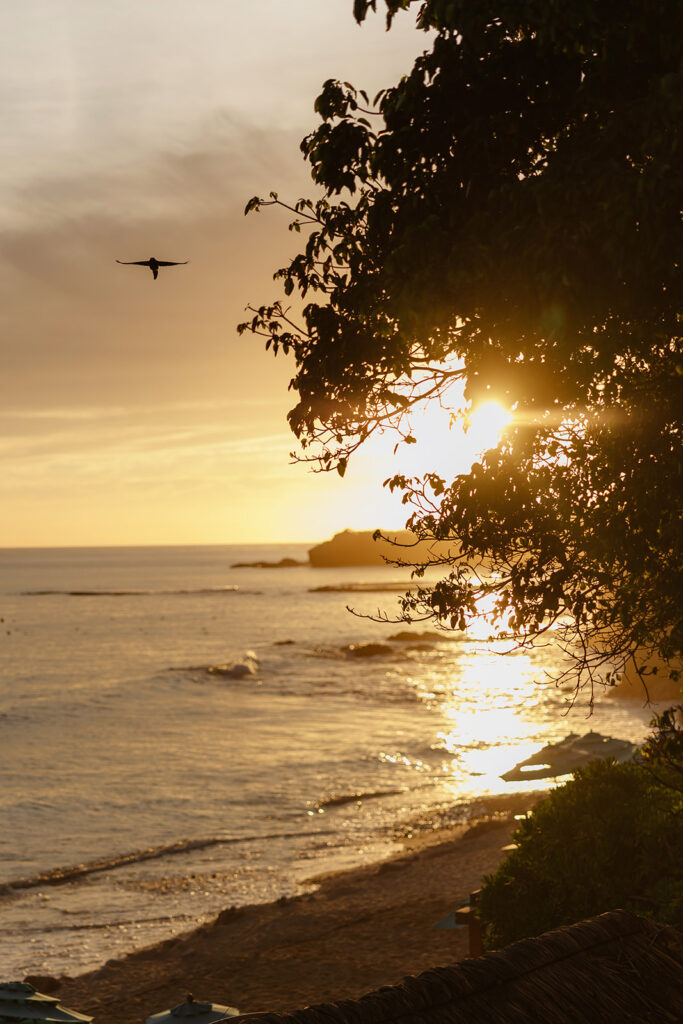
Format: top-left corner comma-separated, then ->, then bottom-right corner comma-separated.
479,750 -> 683,943
116,257 -> 189,280
239,0 -> 682,705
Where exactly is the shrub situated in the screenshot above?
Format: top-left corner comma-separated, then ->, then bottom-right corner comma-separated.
478,758 -> 683,948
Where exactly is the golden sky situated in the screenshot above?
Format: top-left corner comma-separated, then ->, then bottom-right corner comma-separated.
0,1 -> 491,547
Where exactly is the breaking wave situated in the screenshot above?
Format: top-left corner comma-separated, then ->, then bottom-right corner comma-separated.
0,828 -> 335,894
315,789 -> 403,810
171,651 -> 260,679
309,582 -> 417,593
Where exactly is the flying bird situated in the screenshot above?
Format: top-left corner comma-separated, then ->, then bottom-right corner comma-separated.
116,257 -> 189,280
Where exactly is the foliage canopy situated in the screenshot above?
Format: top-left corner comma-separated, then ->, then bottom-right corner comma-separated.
478,753 -> 683,946
240,0 -> 682,699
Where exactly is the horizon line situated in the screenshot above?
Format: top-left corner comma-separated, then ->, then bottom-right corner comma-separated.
0,530 -> 394,552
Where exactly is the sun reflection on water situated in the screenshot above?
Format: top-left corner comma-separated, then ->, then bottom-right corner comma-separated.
416,641 -> 566,798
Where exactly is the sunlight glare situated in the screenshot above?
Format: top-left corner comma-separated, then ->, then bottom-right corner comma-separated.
421,646 -> 565,797
467,401 -> 512,455
386,396 -> 512,485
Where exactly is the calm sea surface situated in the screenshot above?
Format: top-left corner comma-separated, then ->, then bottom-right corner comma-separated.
0,544 -> 656,977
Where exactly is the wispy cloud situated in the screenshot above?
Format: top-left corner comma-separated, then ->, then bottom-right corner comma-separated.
0,0 -> 425,544
0,396 -> 283,423
2,110 -> 302,235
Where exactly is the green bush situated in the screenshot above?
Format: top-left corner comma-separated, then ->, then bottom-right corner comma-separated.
478,759 -> 683,948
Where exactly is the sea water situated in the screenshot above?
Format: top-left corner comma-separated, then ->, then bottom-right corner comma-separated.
0,544 -> 657,977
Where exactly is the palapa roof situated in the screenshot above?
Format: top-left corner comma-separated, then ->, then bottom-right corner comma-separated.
147,998 -> 240,1024
0,984 -> 91,1024
228,910 -> 683,1024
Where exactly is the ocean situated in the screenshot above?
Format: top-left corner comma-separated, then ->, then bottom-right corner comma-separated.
0,544 -> 657,978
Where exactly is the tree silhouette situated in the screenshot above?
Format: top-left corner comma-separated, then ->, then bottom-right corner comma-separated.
240,0 -> 682,702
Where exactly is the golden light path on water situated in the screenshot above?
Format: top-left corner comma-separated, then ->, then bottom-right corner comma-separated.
402,640 -> 567,801
377,396 -> 565,803
435,403 -> 561,794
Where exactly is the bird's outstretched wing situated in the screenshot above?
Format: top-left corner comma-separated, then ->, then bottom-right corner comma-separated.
156,260 -> 189,267
116,260 -> 151,266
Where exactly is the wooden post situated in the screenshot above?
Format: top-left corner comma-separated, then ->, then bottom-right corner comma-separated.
454,889 -> 483,956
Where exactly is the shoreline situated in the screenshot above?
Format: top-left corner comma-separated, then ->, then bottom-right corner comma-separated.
48,791 -> 542,1024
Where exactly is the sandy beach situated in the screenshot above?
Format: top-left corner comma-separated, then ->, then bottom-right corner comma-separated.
41,793 -> 541,1024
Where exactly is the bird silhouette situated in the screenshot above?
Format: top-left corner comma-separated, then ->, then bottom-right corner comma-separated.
116,257 -> 189,280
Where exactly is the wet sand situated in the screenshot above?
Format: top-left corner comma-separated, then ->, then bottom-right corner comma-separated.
49,793 -> 541,1024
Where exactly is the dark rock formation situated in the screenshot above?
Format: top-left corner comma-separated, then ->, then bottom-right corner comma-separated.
343,643 -> 394,658
308,530 -> 415,567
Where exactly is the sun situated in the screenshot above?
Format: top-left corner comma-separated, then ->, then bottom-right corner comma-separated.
375,396 -> 512,488
467,400 -> 512,455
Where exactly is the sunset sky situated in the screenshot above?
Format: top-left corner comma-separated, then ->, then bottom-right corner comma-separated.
0,1 -> 491,547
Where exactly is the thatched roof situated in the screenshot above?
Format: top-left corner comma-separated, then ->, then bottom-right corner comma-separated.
228,910 -> 683,1024
0,983 -> 92,1024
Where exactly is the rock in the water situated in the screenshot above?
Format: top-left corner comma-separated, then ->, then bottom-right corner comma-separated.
388,630 -> 441,642
308,529 -> 458,567
308,530 -> 417,567
343,642 -> 393,658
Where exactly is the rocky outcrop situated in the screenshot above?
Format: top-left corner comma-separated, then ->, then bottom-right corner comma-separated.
308,530 -> 451,567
